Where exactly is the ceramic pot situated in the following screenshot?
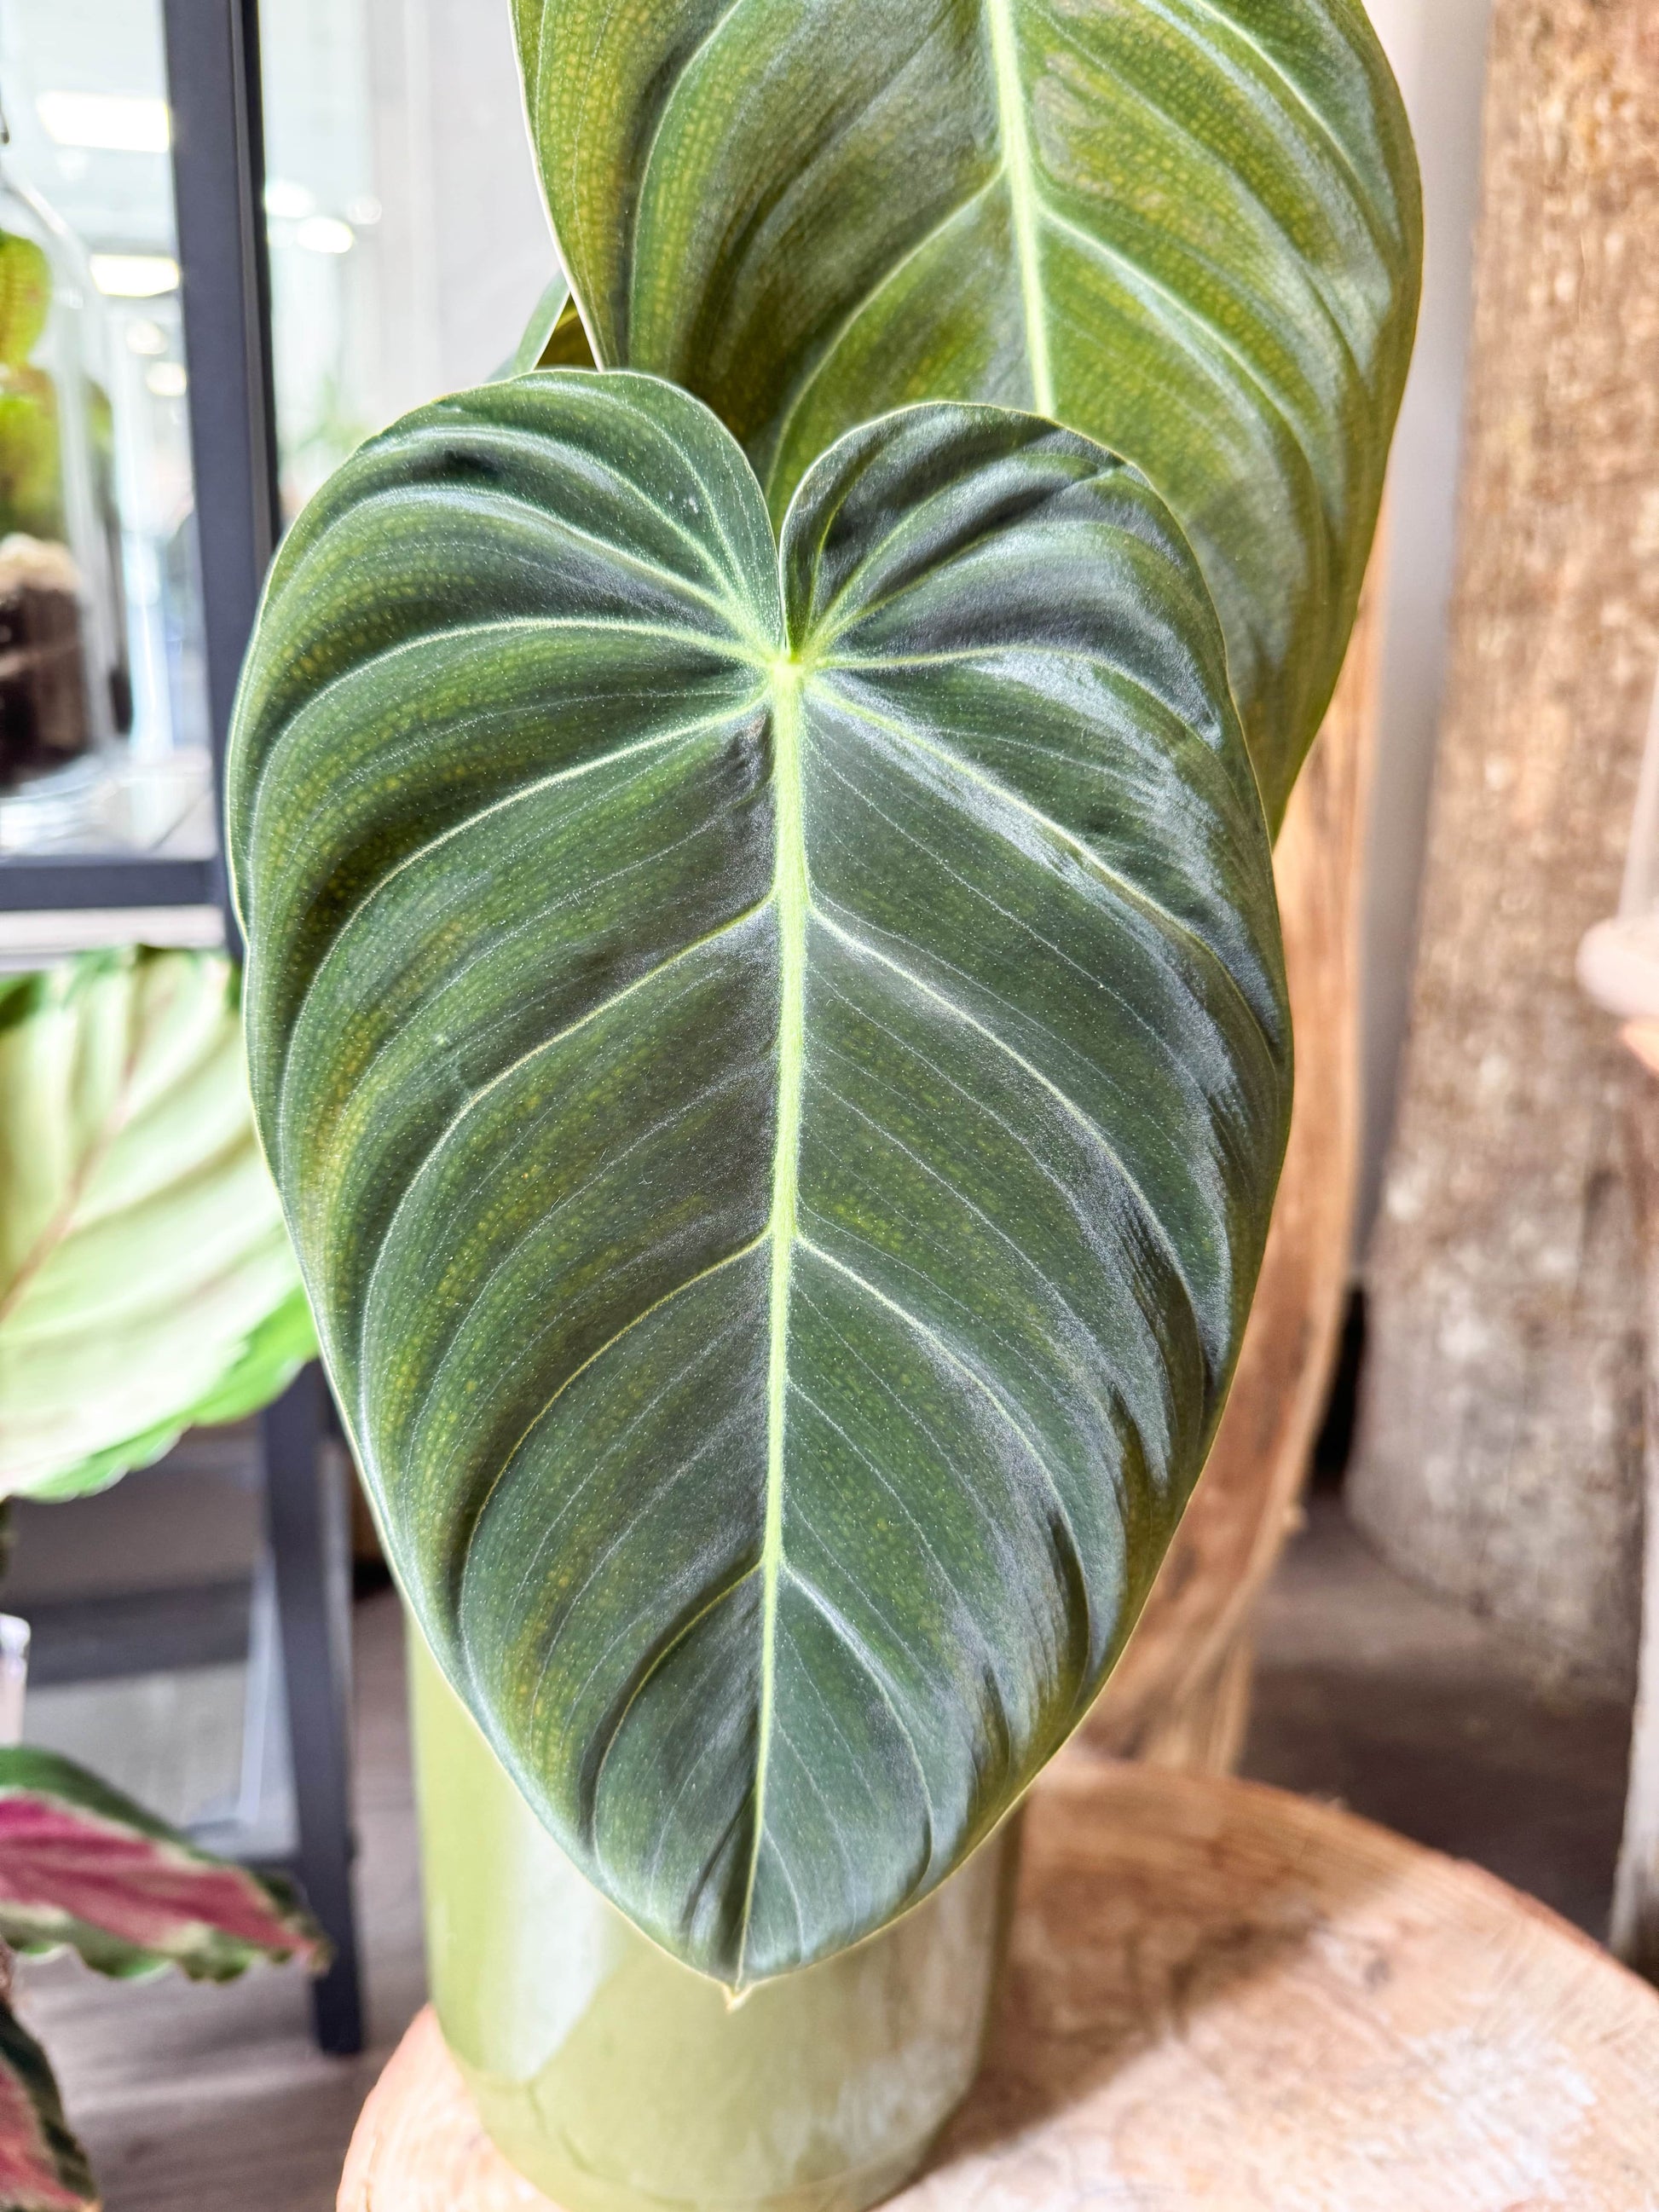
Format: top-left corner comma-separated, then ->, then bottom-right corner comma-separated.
408,1626 -> 1017,2212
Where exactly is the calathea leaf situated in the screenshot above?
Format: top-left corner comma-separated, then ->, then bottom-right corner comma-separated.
0,950 -> 316,1503
514,0 -> 1421,828
230,372 -> 1290,1984
0,1998 -> 95,2211
0,1747 -> 329,1984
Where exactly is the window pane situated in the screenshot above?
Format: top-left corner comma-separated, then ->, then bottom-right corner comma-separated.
0,0 -> 212,861
261,0 -> 556,522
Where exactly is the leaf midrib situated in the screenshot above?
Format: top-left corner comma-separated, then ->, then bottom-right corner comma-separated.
986,0 -> 1053,417
743,655 -> 808,1972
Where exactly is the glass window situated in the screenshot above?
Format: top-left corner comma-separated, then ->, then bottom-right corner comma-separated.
0,0 -> 211,861
260,0 -> 556,522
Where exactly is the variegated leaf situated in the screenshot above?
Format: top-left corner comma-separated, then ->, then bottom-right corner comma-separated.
0,1748 -> 329,1984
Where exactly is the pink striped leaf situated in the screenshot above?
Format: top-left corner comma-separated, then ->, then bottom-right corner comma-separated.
0,1749 -> 328,1984
0,1998 -> 95,2209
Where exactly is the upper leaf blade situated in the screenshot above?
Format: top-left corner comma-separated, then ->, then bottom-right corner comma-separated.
0,950 -> 317,1502
232,373 -> 1288,1982
0,1747 -> 329,1984
515,0 -> 1421,825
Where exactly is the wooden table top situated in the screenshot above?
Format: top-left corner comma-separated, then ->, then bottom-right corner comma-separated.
341,1756 -> 1659,2212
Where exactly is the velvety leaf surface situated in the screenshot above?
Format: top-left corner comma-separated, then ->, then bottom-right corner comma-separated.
516,0 -> 1421,825
0,949 -> 315,1502
231,373 -> 1290,1983
0,2001 -> 95,2211
0,1748 -> 329,1984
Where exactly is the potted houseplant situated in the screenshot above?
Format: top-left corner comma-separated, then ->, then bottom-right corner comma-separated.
229,4 -> 1421,2209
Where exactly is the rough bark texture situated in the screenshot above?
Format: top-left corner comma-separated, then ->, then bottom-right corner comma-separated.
1086,558 -> 1382,1770
1615,1058 -> 1659,1979
1350,0 -> 1659,1695
341,1762 -> 1659,2212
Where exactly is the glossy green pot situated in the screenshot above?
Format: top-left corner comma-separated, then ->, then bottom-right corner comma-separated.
408,1624 -> 1018,2212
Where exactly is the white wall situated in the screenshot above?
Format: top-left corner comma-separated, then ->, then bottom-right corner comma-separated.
1357,0 -> 1496,1249
257,0 -> 556,505
367,0 -> 554,419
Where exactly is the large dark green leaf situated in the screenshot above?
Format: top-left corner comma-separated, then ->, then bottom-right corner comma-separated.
513,0 -> 1421,826
230,372 -> 1290,1984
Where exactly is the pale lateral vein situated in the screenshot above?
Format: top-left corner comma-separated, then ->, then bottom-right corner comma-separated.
388,434 -> 756,627
810,905 -> 1207,1345
777,1597 -> 922,1835
806,742 -> 1222,1146
807,1056 -> 1130,1414
822,675 -> 1271,1034
799,1237 -> 1093,1679
801,1246 -> 1057,1609
585,1561 -> 762,1844
445,1234 -> 769,1675
500,1310 -> 757,1626
785,1569 -> 939,1859
771,1721 -> 858,1893
522,1398 -> 756,1755
788,1378 -> 968,1634
1039,202 -> 1338,545
763,178 -> 1004,507
1159,0 -> 1384,222
238,612 -> 758,872
627,0 -> 758,352
353,902 -> 772,1406
269,698 -> 765,1153
408,1064 -> 766,1481
279,476 -> 744,661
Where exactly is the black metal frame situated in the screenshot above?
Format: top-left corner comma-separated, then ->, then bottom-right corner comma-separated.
162,0 -> 275,947
165,0 -> 364,2059
0,0 -> 366,2053
262,1368 -> 363,2053
0,0 -> 272,927
0,856 -> 215,910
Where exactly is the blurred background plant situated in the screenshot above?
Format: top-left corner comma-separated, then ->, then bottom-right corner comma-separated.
0,944 -> 322,2205
0,947 -> 313,1505
0,1745 -> 326,2209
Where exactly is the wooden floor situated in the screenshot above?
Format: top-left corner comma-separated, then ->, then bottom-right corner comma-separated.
20,1499 -> 1637,2212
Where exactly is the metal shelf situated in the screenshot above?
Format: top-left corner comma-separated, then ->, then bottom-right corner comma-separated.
0,855 -> 217,911
0,0 -> 366,2057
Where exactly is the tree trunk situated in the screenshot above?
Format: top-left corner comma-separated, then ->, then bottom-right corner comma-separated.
1615,1068 -> 1659,1978
1350,0 -> 1659,1696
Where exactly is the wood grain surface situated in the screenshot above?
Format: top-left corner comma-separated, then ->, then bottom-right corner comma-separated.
341,1757 -> 1659,2212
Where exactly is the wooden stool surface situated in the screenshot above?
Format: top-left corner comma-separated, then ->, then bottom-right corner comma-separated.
341,1759 -> 1659,2212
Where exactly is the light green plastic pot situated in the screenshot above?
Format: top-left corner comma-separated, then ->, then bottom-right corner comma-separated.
408,1624 -> 1018,2212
